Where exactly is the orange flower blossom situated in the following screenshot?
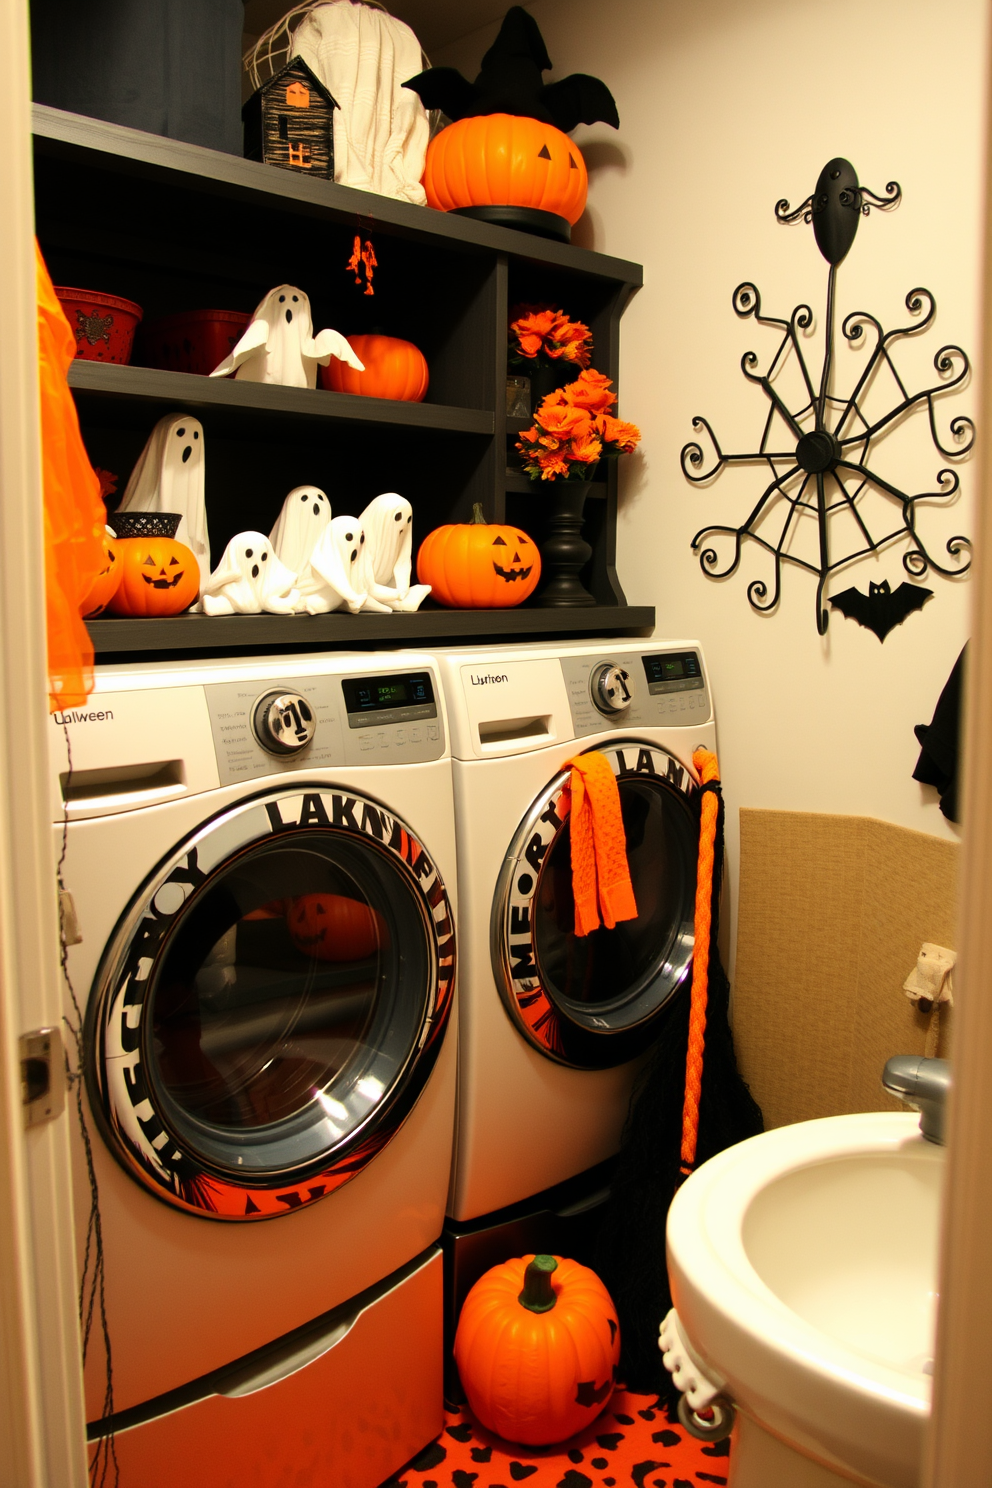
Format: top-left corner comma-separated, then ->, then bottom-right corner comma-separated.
516,369 -> 640,482
509,305 -> 593,369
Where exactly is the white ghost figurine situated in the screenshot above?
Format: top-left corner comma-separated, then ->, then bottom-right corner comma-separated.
357,493 -> 431,612
269,485 -> 332,576
295,515 -> 378,615
201,532 -> 299,616
209,285 -> 364,389
116,414 -> 210,591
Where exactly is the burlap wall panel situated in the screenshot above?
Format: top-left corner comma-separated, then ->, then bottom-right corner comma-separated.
732,810 -> 959,1129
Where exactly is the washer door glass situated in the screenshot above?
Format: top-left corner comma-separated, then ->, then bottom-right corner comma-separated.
492,742 -> 698,1068
88,786 -> 454,1220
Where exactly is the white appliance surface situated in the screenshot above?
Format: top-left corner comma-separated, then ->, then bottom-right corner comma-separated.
50,651 -> 457,1422
428,640 -> 716,1223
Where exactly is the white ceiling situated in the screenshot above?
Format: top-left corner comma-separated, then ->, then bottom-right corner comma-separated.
242,0 -> 512,58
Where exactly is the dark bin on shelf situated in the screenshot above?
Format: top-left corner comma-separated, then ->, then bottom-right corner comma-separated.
30,0 -> 244,155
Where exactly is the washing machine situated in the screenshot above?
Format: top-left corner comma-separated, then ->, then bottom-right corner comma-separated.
430,640 -> 715,1334
50,651 -> 457,1488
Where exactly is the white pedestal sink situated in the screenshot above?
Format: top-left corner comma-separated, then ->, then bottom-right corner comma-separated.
665,1112 -> 943,1487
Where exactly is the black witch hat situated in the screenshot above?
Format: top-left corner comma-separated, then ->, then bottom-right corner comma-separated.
404,6 -> 619,133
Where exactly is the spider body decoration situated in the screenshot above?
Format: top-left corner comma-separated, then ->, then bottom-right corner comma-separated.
685,158 -> 974,634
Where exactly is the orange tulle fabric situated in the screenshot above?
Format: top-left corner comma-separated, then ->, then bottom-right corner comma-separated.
563,751 -> 638,937
37,242 -> 105,710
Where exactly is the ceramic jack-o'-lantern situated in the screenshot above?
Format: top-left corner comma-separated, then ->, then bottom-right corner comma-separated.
416,503 -> 541,608
106,512 -> 200,618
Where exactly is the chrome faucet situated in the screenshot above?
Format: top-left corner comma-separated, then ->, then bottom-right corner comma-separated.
882,1056 -> 951,1144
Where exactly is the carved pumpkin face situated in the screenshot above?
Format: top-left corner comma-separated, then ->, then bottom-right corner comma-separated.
417,508 -> 542,608
424,114 -> 588,226
81,531 -> 122,617
106,535 -> 200,617
286,893 -> 385,962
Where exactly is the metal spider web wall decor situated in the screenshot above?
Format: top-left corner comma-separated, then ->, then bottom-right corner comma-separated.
684,157 -> 974,634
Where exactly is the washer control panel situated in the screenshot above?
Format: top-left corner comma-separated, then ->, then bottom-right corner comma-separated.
590,661 -> 634,715
206,669 -> 443,785
563,648 -> 710,738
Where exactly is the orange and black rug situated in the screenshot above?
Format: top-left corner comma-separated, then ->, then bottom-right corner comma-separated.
380,1388 -> 730,1488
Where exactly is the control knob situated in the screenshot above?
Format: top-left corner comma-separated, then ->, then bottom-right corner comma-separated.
591,662 -> 633,714
252,691 -> 317,755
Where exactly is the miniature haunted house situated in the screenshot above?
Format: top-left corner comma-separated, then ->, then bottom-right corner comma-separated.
243,57 -> 337,179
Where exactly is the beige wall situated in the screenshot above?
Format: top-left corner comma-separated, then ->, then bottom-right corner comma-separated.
437,0 -> 988,969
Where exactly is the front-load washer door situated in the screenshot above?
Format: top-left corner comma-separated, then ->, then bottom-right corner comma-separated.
86,784 -> 455,1220
492,740 -> 698,1069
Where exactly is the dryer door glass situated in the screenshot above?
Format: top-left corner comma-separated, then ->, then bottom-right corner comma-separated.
492,741 -> 697,1069
88,786 -> 454,1220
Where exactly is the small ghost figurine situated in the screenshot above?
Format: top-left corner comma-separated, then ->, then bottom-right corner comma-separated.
269,485 -> 332,576
116,414 -> 210,591
209,285 -> 364,389
201,532 -> 299,616
295,516 -> 376,615
357,493 -> 431,612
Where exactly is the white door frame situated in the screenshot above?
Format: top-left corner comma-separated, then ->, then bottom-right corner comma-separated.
0,2 -> 88,1484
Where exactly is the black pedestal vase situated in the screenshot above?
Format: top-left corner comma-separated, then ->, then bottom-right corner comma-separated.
536,482 -> 597,608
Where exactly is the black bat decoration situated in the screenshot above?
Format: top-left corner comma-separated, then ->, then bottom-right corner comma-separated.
828,580 -> 933,641
404,6 -> 619,132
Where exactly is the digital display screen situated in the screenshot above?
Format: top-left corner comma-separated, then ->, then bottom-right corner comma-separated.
642,652 -> 701,686
342,672 -> 435,715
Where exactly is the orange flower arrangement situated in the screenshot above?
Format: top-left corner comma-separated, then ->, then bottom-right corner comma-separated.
509,304 -> 594,368
516,369 -> 641,482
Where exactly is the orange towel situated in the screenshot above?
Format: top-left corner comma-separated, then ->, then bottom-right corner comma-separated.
563,751 -> 638,937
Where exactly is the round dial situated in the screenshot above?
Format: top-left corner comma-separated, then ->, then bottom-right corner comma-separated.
591,662 -> 633,715
252,691 -> 317,755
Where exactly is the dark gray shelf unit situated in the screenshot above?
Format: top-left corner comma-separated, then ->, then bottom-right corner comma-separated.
33,104 -> 651,657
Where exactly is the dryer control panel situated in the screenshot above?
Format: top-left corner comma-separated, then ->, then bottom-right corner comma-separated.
206,669 -> 443,786
562,648 -> 711,738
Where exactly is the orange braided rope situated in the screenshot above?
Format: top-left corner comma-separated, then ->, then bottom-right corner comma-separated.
679,747 -> 721,1180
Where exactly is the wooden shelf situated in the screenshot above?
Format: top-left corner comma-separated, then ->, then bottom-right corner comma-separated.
68,362 -> 494,437
86,606 -> 656,658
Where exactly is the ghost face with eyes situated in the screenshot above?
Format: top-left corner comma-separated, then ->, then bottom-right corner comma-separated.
201,532 -> 299,616
296,515 -> 386,614
117,413 -> 210,590
209,285 -> 365,389
269,486 -> 331,577
357,493 -> 431,612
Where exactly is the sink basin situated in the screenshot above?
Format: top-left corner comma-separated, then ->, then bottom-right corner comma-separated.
666,1112 -> 943,1487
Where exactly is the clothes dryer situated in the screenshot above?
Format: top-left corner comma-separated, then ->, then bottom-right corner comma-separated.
50,652 -> 456,1488
432,639 -> 715,1229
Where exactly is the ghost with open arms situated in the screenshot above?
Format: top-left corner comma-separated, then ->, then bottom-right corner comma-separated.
209,286 -> 364,389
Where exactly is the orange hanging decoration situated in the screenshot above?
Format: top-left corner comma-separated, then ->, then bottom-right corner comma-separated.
679,747 -> 722,1181
360,238 -> 377,295
346,233 -> 363,286
37,241 -> 107,711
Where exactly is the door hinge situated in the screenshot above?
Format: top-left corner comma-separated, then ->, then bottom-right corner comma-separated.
20,1027 -> 65,1128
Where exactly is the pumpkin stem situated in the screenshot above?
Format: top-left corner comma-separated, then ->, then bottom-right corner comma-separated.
471,502 -> 487,524
518,1254 -> 558,1313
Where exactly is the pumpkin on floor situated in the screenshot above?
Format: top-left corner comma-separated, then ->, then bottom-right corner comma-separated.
417,504 -> 540,608
454,1254 -> 620,1446
80,530 -> 122,617
321,333 -> 429,402
106,533 -> 200,617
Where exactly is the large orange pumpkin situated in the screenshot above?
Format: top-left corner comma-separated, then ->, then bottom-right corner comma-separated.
80,530 -> 123,617
424,115 -> 588,231
417,504 -> 540,608
455,1254 -> 620,1445
321,334 -> 429,402
286,893 -> 385,962
106,535 -> 200,617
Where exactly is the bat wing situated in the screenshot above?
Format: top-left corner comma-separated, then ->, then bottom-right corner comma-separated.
877,582 -> 934,639
542,74 -> 620,132
402,68 -> 478,121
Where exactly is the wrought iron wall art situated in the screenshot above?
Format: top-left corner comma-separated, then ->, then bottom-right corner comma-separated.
683,157 -> 974,634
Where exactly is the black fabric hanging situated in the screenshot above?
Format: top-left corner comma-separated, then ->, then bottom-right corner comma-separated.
913,646 -> 966,823
595,793 -> 763,1392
